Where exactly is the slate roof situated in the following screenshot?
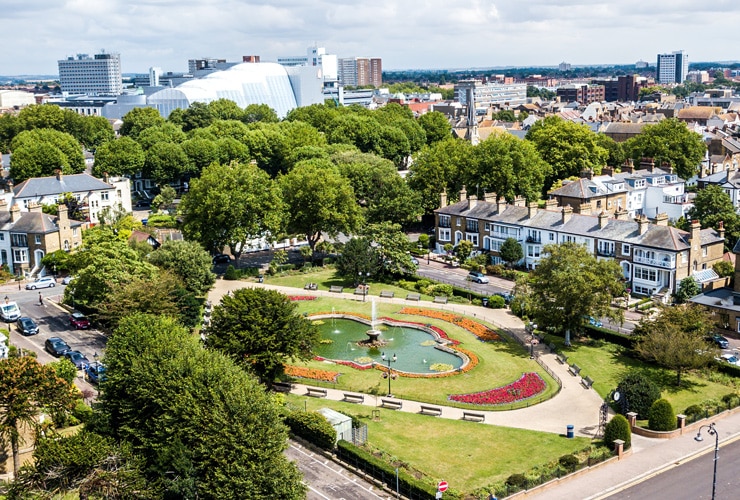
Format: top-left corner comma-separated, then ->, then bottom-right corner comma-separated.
602,122 -> 649,135
437,200 -> 723,252
689,288 -> 740,311
14,173 -> 112,198
1,211 -> 84,234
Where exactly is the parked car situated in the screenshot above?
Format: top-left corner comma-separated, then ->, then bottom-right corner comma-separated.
587,316 -> 603,328
720,353 -> 740,366
64,350 -> 90,369
16,317 -> 39,336
84,362 -> 106,384
25,276 -> 55,290
61,275 -> 75,285
410,257 -> 419,266
467,271 -> 490,284
212,254 -> 231,264
493,292 -> 514,304
711,333 -> 730,349
70,312 -> 91,329
134,199 -> 152,208
45,337 -> 71,357
0,301 -> 21,322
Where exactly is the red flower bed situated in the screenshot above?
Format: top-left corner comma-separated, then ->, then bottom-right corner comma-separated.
449,373 -> 545,405
398,307 -> 501,341
288,295 -> 318,301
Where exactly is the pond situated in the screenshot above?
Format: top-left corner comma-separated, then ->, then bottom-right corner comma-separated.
314,318 -> 463,374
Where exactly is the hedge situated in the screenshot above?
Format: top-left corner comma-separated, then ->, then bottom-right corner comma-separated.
648,399 -> 676,431
584,324 -> 635,349
285,410 -> 336,450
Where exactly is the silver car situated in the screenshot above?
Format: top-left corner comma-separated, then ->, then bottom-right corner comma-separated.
25,276 -> 56,290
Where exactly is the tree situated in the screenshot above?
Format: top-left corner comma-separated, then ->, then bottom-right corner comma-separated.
143,141 -> 190,184
280,160 -> 363,253
0,356 -> 74,476
616,372 -> 661,418
674,276 -> 701,304
207,288 -> 319,384
603,415 -> 631,450
181,137 -> 219,175
360,222 -> 417,276
525,115 -> 608,192
688,184 -> 740,249
407,139 -> 473,214
418,111 -> 452,145
336,236 -> 383,281
151,184 -> 176,213
180,161 -> 286,260
633,304 -> 716,386
9,128 -> 86,181
515,242 -> 624,345
173,101 -> 214,132
92,136 -> 145,177
500,237 -> 524,267
79,115 -> 115,149
99,313 -> 307,498
208,98 -> 245,121
623,118 -> 706,180
242,103 -> 279,124
285,103 -> 339,134
326,114 -> 381,153
147,240 -> 215,295
455,239 -> 474,263
136,122 -> 187,151
648,399 -> 676,431
120,107 -> 166,140
713,260 -> 735,278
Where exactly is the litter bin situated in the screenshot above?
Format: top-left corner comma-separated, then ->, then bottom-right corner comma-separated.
566,424 -> 574,439
482,297 -> 489,307
258,275 -> 264,283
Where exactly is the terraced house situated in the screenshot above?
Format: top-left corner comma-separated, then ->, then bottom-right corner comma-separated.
434,188 -> 725,300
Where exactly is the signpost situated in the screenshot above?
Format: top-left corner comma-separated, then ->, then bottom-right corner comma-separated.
436,481 -> 448,498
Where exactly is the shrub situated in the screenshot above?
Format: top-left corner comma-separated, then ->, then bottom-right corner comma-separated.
488,295 -> 506,309
285,410 -> 336,450
486,264 -> 504,276
505,473 -> 527,489
604,414 -> 631,450
72,400 -> 93,423
721,393 -> 740,409
224,265 -> 240,280
617,372 -> 661,419
428,284 -> 453,297
648,399 -> 676,431
558,454 -> 579,471
684,404 -> 703,419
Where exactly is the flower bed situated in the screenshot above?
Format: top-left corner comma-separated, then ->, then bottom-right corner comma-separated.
284,365 -> 340,382
314,356 -> 374,370
288,295 -> 318,301
449,372 -> 545,405
378,316 -> 460,345
398,307 -> 502,342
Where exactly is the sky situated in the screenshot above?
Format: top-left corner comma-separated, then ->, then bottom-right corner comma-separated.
3,0 -> 740,76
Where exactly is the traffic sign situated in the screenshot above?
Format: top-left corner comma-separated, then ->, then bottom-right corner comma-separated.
438,481 -> 448,492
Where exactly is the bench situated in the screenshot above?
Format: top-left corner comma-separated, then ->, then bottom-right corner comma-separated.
462,411 -> 486,422
568,364 -> 581,377
354,287 -> 368,296
406,293 -> 421,301
556,353 -> 568,364
329,285 -> 344,293
272,381 -> 293,393
419,405 -> 443,416
433,296 -> 448,304
380,290 -> 395,298
306,387 -> 328,398
380,399 -> 403,410
304,283 -> 318,290
582,376 -> 594,389
343,393 -> 365,403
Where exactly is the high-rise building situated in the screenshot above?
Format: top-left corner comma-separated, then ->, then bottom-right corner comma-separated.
58,52 -> 123,95
338,57 -> 382,87
278,46 -> 338,83
656,50 -> 688,84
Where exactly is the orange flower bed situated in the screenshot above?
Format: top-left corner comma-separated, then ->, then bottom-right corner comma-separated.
308,312 -> 371,321
284,365 -> 340,383
399,307 -> 502,342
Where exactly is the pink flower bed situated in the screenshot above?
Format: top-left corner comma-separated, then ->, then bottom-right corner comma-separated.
449,372 -> 546,405
288,295 -> 318,301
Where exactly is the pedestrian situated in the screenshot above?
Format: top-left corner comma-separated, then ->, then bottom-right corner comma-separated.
18,281 -> 21,291
38,292 -> 43,306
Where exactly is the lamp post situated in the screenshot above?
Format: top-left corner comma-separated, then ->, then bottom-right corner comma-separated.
359,271 -> 370,302
381,352 -> 397,397
694,422 -> 719,500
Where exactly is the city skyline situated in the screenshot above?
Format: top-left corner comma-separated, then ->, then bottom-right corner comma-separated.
2,0 -> 740,76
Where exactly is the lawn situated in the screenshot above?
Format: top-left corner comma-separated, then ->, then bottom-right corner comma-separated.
290,395 -> 591,493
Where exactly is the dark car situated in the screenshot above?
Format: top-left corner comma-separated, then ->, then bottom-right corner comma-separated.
493,292 -> 514,305
212,254 -> 231,264
134,199 -> 152,208
711,333 -> 730,349
64,350 -> 90,369
84,362 -> 106,384
16,317 -> 39,336
70,312 -> 91,329
45,337 -> 71,357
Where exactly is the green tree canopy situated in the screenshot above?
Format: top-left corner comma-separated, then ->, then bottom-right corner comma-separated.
284,103 -> 340,134
242,103 -> 279,124
335,236 -> 384,281
687,184 -> 740,249
120,107 -> 166,140
143,141 -> 190,184
500,237 -> 524,267
147,240 -> 215,295
418,111 -> 452,145
92,136 -> 145,177
10,128 -> 85,181
360,221 -> 417,276
407,139 -> 473,214
673,276 -> 701,304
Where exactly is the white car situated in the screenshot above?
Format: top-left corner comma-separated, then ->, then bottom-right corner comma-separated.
61,275 -> 75,285
25,276 -> 56,290
467,271 -> 490,284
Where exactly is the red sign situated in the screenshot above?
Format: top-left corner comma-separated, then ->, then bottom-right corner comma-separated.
438,481 -> 448,492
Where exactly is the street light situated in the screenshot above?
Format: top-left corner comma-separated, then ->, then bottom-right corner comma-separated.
381,352 -> 397,397
694,422 -> 719,500
359,271 -> 370,302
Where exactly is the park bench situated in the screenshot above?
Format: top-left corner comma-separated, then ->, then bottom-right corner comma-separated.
329,285 -> 344,293
343,393 -> 365,403
568,364 -> 581,377
406,293 -> 421,301
354,286 -> 369,296
462,411 -> 486,422
380,399 -> 403,410
556,353 -> 568,364
433,296 -> 448,304
304,283 -> 318,290
380,290 -> 395,298
271,381 -> 293,393
581,376 -> 595,389
419,405 -> 443,416
306,387 -> 328,398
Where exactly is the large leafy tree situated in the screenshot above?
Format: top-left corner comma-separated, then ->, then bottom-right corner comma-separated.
181,137 -> 220,175
79,115 -> 115,149
284,103 -> 339,134
180,161 -> 285,260
407,139 -> 473,214
143,141 -> 190,185
120,107 -> 166,140
9,128 -> 86,181
500,237 -> 524,267
208,98 -> 245,121
418,111 -> 452,145
207,288 -> 320,384
99,313 -> 307,498
0,356 -> 74,476
525,115 -> 608,192
515,242 -> 624,345
279,159 -> 363,253
242,103 -> 279,124
687,184 -> 740,249
92,136 -> 145,177
336,236 -> 384,281
147,240 -> 215,295
633,305 -> 716,386
361,221 -> 417,276
623,118 -> 706,180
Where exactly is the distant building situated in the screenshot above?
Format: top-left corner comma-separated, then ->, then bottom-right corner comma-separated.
591,75 -> 648,102
636,60 -> 649,69
558,62 -> 571,72
0,90 -> 36,109
58,52 -> 123,95
556,84 -> 605,104
278,46 -> 338,83
453,80 -> 527,110
338,57 -> 382,87
656,50 -> 688,84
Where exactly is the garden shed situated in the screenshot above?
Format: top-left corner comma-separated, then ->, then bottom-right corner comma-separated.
318,407 -> 352,443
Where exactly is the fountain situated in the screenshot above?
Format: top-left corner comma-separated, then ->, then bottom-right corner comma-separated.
359,299 -> 386,347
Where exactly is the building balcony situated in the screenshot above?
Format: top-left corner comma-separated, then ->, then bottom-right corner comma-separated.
526,236 -> 541,243
597,249 -> 615,257
663,194 -> 691,204
438,222 -> 451,228
633,255 -> 675,269
492,232 -> 518,240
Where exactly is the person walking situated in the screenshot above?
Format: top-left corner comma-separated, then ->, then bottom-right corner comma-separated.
38,292 -> 43,306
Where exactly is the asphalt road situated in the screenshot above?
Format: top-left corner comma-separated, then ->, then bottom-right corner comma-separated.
605,435 -> 740,499
415,258 -> 514,295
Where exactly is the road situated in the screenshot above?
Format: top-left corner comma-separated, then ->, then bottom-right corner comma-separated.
605,435 -> 740,499
415,257 -> 514,295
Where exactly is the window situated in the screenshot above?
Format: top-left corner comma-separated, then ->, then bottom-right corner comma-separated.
549,233 -> 555,241
13,249 -> 28,263
10,234 -> 27,247
456,218 -> 461,227
101,191 -> 109,201
466,220 -> 479,232
439,215 -> 451,228
73,228 -> 78,237
527,245 -> 541,258
0,234 -> 4,241
64,240 -> 70,251
439,229 -> 451,241
702,247 -> 707,257
634,266 -> 657,282
466,233 -> 479,246
34,235 -> 41,245
622,244 -> 630,256
596,200 -> 602,209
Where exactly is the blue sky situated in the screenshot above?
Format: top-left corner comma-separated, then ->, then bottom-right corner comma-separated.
3,0 -> 739,75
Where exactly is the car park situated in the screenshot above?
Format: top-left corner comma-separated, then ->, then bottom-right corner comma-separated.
84,362 -> 106,384
45,337 -> 71,357
64,350 -> 90,369
16,317 -> 39,336
212,254 -> 231,264
25,276 -> 55,289
467,271 -> 489,284
711,333 -> 730,349
70,312 -> 91,329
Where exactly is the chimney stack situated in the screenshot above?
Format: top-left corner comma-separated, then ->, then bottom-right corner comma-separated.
10,203 -> 21,223
28,202 -> 43,214
103,171 -> 110,184
459,185 -> 467,202
497,197 -> 507,214
581,168 -> 593,180
623,159 -> 634,174
654,213 -> 669,226
439,190 -> 447,208
545,198 -> 558,211
598,211 -> 609,229
719,220 -> 725,239
578,201 -> 592,215
638,215 -> 649,235
561,205 -> 573,224
528,202 -> 538,219
468,194 -> 477,210
483,191 -> 497,203
602,166 -> 614,177
614,208 -> 629,221
513,195 -> 526,207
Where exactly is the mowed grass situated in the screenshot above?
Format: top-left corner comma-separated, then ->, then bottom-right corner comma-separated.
291,395 -> 590,491
289,298 -> 559,410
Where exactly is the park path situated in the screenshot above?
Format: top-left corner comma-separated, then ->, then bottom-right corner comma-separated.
208,279 -> 606,437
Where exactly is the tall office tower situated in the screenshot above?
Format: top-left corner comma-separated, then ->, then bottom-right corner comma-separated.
656,50 -> 688,84
58,52 -> 123,95
338,57 -> 382,87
